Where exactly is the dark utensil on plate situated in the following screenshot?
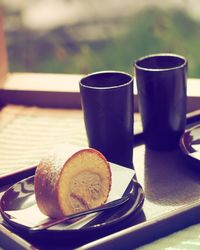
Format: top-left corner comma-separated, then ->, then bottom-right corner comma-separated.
30,195 -> 131,232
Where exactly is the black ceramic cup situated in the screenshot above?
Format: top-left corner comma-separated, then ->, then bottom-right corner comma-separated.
79,71 -> 134,168
134,53 -> 187,150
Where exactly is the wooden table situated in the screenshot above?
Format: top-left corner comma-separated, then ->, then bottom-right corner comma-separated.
0,73 -> 200,249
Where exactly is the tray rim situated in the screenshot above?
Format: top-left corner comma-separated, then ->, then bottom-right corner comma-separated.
80,197 -> 200,249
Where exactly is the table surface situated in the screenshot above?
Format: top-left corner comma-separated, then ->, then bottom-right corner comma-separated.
1,73 -> 200,250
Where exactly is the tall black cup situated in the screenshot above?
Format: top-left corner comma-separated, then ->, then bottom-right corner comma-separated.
135,53 -> 187,150
79,71 -> 134,168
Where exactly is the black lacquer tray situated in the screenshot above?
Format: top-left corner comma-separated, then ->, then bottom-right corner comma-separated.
1,113 -> 200,249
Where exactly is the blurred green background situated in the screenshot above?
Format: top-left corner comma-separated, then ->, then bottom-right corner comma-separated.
2,2 -> 200,77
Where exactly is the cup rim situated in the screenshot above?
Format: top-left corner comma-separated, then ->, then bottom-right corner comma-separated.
79,70 -> 133,90
134,53 -> 187,72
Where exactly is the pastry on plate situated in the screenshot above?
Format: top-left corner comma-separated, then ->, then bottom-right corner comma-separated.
34,144 -> 112,218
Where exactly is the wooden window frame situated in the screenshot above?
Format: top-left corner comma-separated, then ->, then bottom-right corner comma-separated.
0,72 -> 200,113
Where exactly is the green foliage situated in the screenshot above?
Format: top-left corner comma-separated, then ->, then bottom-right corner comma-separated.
9,7 -> 200,77
85,7 -> 200,77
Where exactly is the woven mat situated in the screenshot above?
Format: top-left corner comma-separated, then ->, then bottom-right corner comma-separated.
0,105 -> 142,177
0,105 -> 88,176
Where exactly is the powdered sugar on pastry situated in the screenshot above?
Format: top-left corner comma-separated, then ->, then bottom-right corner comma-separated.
34,144 -> 112,218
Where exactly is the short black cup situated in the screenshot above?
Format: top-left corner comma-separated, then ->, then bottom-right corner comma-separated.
79,71 -> 134,168
134,53 -> 187,150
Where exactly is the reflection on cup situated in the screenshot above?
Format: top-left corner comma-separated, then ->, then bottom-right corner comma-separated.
79,71 -> 134,168
134,53 -> 187,150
